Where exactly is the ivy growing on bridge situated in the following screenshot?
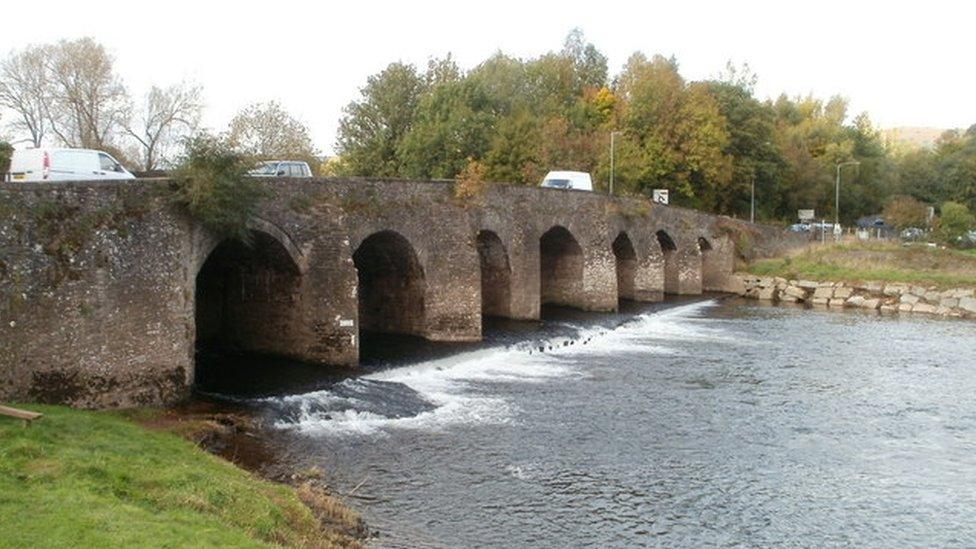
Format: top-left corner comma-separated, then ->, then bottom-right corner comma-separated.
169,134 -> 267,241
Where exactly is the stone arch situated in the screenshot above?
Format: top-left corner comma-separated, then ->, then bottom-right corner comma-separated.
612,231 -> 637,301
353,230 -> 426,337
539,225 -> 584,309
656,230 -> 680,295
194,229 -> 304,361
477,230 -> 512,318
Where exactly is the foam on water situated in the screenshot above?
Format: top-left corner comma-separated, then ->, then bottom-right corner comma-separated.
270,299 -> 727,436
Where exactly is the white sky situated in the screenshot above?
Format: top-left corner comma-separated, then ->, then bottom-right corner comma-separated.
2,0 -> 973,154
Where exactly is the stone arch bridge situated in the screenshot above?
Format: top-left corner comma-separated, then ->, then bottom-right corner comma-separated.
0,178 -> 798,407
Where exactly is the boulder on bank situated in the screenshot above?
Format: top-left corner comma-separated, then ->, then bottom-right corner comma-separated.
813,287 -> 835,300
731,272 -> 974,319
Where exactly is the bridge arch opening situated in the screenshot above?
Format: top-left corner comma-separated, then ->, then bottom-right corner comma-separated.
353,231 -> 426,337
477,230 -> 512,318
657,230 -> 679,295
194,229 -> 303,388
540,225 -> 584,309
612,232 -> 637,301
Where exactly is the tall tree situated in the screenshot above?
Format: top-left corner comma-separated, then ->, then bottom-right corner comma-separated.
561,28 -> 608,92
0,44 -> 50,147
702,67 -> 782,218
124,82 -> 203,170
397,78 -> 495,179
613,53 -> 731,204
45,38 -> 129,149
226,101 -> 319,168
336,62 -> 428,177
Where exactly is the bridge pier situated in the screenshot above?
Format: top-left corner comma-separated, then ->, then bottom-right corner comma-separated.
500,231 -> 540,320
701,235 -> 736,292
633,244 -> 665,301
581,246 -> 618,312
676,242 -> 704,295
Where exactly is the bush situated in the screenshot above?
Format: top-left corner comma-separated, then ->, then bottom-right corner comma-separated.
169,134 -> 266,240
0,142 -> 13,177
937,201 -> 975,245
882,195 -> 930,229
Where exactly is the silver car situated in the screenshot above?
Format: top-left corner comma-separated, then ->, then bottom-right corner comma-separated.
248,160 -> 312,178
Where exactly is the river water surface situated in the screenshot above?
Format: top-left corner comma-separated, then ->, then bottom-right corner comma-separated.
201,298 -> 976,547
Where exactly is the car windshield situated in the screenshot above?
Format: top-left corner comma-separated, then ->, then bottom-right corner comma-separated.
251,162 -> 278,175
544,179 -> 570,188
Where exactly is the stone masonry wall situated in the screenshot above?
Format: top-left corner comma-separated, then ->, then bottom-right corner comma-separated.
0,178 -> 803,407
737,274 -> 976,319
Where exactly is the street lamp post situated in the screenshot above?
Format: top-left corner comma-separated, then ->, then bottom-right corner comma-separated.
610,131 -> 622,195
835,160 -> 860,227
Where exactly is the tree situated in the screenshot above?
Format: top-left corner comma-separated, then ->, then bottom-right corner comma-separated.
45,38 -> 129,149
397,78 -> 494,179
124,82 -> 203,171
938,201 -> 975,244
613,53 -> 732,204
882,195 -> 930,229
336,62 -> 428,177
934,130 -> 976,210
561,28 -> 608,92
0,44 -> 50,147
226,101 -> 319,169
701,74 -> 782,219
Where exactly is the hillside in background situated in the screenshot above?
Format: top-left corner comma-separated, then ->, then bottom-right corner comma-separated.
883,127 -> 953,150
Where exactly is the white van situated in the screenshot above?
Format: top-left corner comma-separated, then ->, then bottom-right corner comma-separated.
539,170 -> 593,191
7,148 -> 135,182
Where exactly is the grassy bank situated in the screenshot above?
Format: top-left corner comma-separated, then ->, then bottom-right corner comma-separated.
746,242 -> 976,289
0,404 -> 360,548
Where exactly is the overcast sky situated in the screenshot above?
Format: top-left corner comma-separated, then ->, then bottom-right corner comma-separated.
2,0 -> 973,154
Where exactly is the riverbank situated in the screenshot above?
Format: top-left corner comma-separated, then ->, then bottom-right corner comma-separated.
746,242 -> 976,289
0,404 -> 364,548
735,273 -> 976,317
737,242 -> 976,318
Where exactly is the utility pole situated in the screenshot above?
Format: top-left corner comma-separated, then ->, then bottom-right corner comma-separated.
835,160 -> 860,226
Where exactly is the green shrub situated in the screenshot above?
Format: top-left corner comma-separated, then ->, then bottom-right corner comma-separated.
169,134 -> 266,240
0,142 -> 13,176
937,201 -> 975,245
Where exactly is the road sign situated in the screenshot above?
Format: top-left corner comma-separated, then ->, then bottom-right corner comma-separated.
653,189 -> 669,205
798,209 -> 815,221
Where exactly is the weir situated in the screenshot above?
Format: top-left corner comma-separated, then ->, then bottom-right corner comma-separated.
0,178 -> 804,407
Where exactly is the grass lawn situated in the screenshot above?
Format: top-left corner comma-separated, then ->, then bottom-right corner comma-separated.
746,242 -> 976,289
0,404 -> 358,548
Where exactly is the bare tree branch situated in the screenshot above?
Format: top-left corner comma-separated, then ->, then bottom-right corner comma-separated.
44,37 -> 128,150
124,82 -> 203,170
0,44 -> 51,147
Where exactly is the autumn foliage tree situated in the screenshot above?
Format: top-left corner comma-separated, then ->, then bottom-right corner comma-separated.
226,101 -> 319,172
882,195 -> 930,229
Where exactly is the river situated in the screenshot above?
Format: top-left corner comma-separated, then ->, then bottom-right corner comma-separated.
198,297 -> 976,547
